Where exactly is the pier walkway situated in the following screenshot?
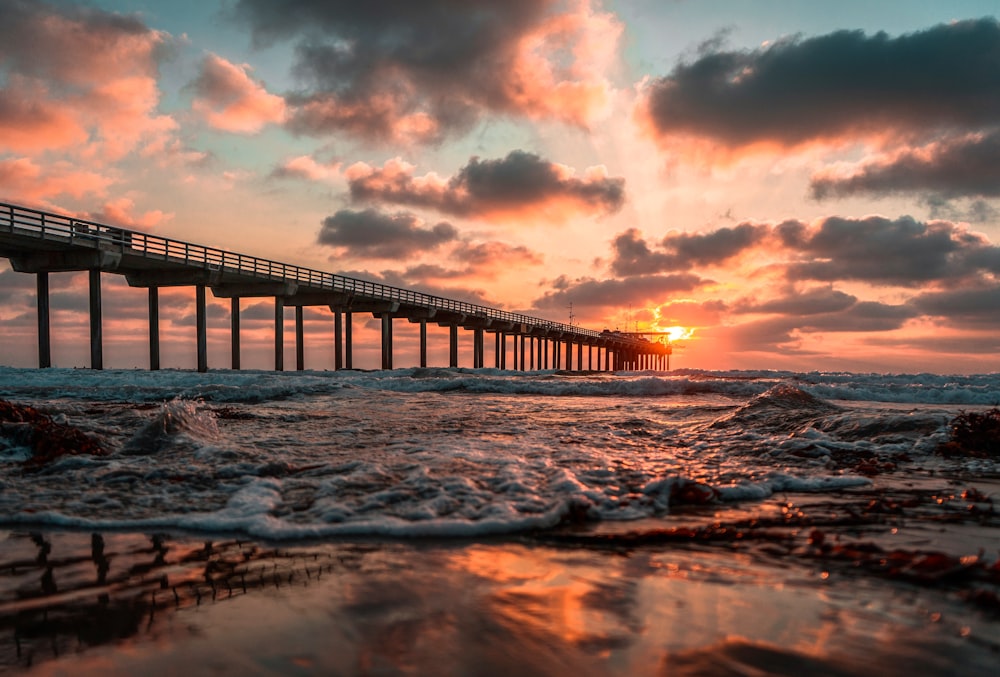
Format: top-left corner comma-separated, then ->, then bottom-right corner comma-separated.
0,201 -> 669,372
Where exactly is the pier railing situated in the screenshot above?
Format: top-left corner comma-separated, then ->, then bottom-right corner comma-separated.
1,202 -> 647,345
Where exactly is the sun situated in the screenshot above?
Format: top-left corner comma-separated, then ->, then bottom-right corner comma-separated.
660,325 -> 695,343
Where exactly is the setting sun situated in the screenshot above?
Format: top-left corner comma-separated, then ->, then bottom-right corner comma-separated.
659,325 -> 695,343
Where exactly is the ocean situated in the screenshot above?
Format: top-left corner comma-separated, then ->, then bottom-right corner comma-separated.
0,367 -> 998,675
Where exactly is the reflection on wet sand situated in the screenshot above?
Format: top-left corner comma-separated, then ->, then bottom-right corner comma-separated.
3,528 -> 999,676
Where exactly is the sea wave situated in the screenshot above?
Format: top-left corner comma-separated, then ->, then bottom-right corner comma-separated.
1,366 -> 997,405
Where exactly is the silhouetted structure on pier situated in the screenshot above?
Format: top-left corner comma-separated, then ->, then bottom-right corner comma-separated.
0,202 -> 669,372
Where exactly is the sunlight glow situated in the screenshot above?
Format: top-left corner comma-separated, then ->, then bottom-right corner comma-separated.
660,325 -> 695,343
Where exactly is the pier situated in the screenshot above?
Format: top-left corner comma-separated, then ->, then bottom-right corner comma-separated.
0,202 -> 670,372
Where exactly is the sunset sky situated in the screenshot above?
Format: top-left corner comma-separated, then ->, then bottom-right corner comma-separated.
2,0 -> 999,373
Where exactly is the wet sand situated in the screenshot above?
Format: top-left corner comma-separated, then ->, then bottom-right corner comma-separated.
3,482 -> 999,676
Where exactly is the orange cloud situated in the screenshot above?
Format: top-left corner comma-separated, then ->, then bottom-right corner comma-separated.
190,54 -> 288,134
0,1 -> 177,162
272,155 -> 342,183
0,157 -> 113,201
90,197 -> 174,232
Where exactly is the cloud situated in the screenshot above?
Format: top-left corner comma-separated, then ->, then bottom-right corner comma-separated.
234,0 -> 620,143
778,215 -> 997,286
654,299 -> 728,328
189,54 -> 287,134
347,151 -> 624,221
638,18 -> 1000,149
0,0 -> 176,160
0,157 -> 113,201
270,155 -> 341,182
87,198 -> 173,232
811,130 -> 1000,200
911,285 -> 1000,329
732,286 -> 856,316
533,273 -> 704,309
317,208 -> 458,258
402,241 -> 543,281
611,224 -> 768,275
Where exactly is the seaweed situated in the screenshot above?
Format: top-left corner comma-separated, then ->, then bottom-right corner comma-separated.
0,399 -> 108,469
936,407 -> 1000,458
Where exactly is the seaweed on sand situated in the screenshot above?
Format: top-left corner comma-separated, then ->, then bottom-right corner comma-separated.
0,399 -> 108,469
937,408 -> 1000,458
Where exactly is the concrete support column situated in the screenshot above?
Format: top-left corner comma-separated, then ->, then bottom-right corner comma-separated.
500,333 -> 507,369
381,314 -> 393,370
345,312 -> 353,369
149,287 -> 160,371
520,335 -> 526,371
274,296 -> 284,371
419,319 -> 428,367
196,284 -> 207,373
588,345 -> 593,371
605,347 -> 611,371
543,338 -> 549,369
295,305 -> 305,371
474,328 -> 484,368
89,269 -> 103,370
333,309 -> 343,370
578,343 -> 584,371
494,332 -> 501,368
566,340 -> 573,370
512,333 -> 517,370
230,297 -> 239,370
449,325 -> 459,367
36,272 -> 51,368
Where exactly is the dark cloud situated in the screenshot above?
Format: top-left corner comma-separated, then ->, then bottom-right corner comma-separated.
234,0 -> 614,142
610,229 -> 677,275
797,301 -> 919,333
922,196 -> 1000,224
733,287 -> 856,316
0,0 -> 163,79
778,215 -> 996,286
349,151 -> 625,219
812,130 -> 1000,200
641,18 -> 1000,147
611,224 -> 768,275
318,209 -> 458,259
533,273 -> 704,309
911,286 -> 1000,329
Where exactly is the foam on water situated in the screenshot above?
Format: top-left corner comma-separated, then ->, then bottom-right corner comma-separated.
0,367 -> 996,541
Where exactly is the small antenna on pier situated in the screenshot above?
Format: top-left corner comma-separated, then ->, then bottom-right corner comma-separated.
568,302 -> 576,326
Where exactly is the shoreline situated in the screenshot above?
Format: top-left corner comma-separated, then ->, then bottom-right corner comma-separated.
3,479 -> 999,676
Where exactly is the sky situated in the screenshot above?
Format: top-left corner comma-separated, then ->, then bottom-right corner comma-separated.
1,0 -> 999,374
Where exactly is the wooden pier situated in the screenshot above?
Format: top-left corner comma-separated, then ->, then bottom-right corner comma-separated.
0,202 -> 669,372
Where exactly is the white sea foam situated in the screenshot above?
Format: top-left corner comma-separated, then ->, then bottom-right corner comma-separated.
0,367 -> 994,541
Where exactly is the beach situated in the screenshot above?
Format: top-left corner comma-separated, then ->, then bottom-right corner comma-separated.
1,367 -> 999,675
